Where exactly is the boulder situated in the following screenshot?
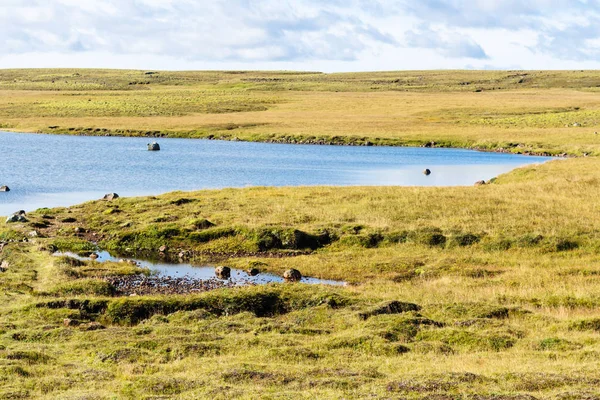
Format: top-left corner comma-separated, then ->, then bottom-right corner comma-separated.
423,169 -> 431,176
103,193 -> 119,201
247,268 -> 260,276
474,180 -> 486,186
0,260 -> 8,272
6,214 -> 27,223
158,245 -> 168,253
215,266 -> 231,279
0,186 -> 9,192
283,268 -> 302,282
89,253 -> 99,260
147,142 -> 160,151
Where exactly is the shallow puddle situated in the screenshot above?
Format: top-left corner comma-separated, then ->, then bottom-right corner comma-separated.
55,251 -> 346,286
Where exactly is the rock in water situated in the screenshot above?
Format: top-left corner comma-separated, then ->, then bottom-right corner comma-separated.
0,186 -> 9,192
247,268 -> 260,276
103,193 -> 119,201
147,142 -> 160,151
215,266 -> 231,279
283,269 -> 302,282
423,169 -> 431,176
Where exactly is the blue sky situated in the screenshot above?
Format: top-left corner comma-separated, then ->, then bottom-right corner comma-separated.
1,0 -> 600,71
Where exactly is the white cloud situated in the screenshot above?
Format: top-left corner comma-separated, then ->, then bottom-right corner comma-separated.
1,0 -> 600,70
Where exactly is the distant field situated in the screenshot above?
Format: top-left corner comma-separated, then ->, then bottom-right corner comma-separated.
3,70 -> 600,399
2,69 -> 600,155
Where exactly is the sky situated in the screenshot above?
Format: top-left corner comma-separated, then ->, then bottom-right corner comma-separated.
1,0 -> 600,72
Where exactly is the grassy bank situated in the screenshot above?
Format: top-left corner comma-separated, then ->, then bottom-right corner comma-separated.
3,69 -> 600,398
3,157 -> 600,398
2,69 -> 600,155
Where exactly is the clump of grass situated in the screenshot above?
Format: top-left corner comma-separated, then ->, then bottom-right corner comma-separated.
51,238 -> 96,253
46,279 -> 116,297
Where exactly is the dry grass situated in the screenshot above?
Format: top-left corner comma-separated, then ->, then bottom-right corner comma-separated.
2,69 -> 600,398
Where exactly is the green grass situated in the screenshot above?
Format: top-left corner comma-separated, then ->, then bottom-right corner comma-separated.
4,69 -> 600,156
4,69 -> 600,398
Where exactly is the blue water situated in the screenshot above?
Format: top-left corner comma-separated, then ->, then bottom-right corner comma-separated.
0,131 -> 553,215
56,251 -> 345,286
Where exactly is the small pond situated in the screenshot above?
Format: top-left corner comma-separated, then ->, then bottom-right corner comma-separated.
56,251 -> 346,287
0,131 -> 554,215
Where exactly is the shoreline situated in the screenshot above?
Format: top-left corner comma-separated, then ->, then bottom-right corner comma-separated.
1,127 -> 574,158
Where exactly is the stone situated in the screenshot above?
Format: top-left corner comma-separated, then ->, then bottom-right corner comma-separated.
6,214 -> 27,223
158,245 -> 168,253
0,186 -> 9,192
474,180 -> 486,186
63,318 -> 80,327
215,266 -> 231,279
423,169 -> 431,176
178,251 -> 190,259
0,260 -> 8,272
147,142 -> 160,151
283,268 -> 302,282
89,253 -> 99,260
247,268 -> 260,276
27,231 -> 38,238
103,193 -> 119,201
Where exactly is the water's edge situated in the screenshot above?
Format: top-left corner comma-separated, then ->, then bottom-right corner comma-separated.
6,128 -> 573,158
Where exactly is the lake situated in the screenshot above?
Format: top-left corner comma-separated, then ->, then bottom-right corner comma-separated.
0,131 -> 553,215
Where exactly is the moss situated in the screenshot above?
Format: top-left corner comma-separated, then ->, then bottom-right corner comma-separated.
188,218 -> 215,230
409,228 -> 447,247
416,328 -> 517,352
338,232 -> 383,248
536,337 -> 582,351
428,303 -> 511,320
189,227 -> 236,243
482,237 -> 513,251
101,286 -> 351,325
555,239 -> 579,252
51,238 -> 96,253
4,351 -> 53,364
569,318 -> 600,331
358,301 -> 421,320
254,228 -> 331,251
449,233 -> 481,247
46,279 -> 116,296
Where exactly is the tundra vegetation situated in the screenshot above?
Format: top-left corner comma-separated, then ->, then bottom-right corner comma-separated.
2,70 -> 600,399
